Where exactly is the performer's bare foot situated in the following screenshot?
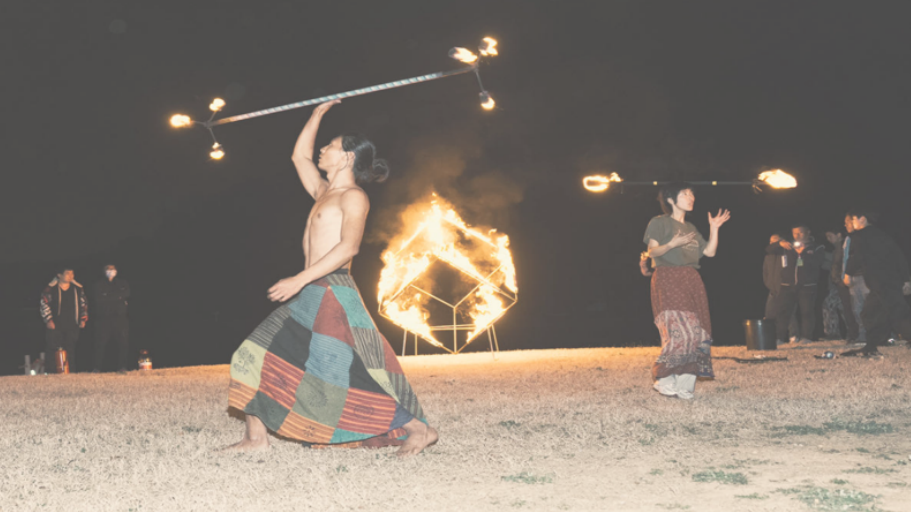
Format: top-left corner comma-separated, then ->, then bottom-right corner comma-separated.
219,414 -> 271,452
396,418 -> 438,457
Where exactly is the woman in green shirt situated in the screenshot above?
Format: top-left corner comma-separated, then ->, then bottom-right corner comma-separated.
643,182 -> 730,399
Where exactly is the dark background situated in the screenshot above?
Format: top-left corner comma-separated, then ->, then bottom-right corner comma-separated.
3,1 -> 910,375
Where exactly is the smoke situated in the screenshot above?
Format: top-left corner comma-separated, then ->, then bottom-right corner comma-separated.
367,129 -> 525,246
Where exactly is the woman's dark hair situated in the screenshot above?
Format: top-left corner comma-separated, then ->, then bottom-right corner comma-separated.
340,133 -> 389,184
657,182 -> 692,215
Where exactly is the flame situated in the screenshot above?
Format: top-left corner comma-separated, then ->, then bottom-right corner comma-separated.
210,142 -> 225,160
583,173 -> 623,192
480,91 -> 495,110
209,98 -> 225,112
449,47 -> 478,64
757,169 -> 797,189
170,114 -> 192,128
378,196 -> 517,350
479,37 -> 498,57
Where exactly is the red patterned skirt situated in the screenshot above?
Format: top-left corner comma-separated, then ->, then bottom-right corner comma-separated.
650,266 -> 714,380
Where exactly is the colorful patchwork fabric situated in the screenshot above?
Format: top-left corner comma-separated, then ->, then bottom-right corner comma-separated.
228,269 -> 424,446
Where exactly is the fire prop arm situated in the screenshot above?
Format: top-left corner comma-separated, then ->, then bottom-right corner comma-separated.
170,37 -> 498,160
291,101 -> 337,199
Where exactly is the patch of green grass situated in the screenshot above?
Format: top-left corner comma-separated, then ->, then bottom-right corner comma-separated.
855,447 -> 870,453
775,486 -> 877,511
498,420 -> 521,429
335,465 -> 348,473
656,504 -> 690,510
771,420 -> 894,438
510,499 -> 527,508
649,469 -> 664,476
843,466 -> 895,474
886,482 -> 907,488
770,425 -> 827,437
723,459 -> 773,469
639,437 -> 655,446
873,453 -> 892,460
735,493 -> 768,500
824,420 -> 893,436
715,386 -> 740,393
501,472 -> 554,484
830,479 -> 848,485
181,426 -> 202,433
692,470 -> 748,485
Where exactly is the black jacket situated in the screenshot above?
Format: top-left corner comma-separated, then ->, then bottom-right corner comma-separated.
93,277 -> 130,318
766,239 -> 825,287
844,226 -> 910,292
763,251 -> 781,293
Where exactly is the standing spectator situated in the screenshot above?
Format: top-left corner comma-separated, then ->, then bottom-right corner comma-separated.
767,224 -> 825,344
842,213 -> 868,343
843,208 -> 911,356
92,264 -> 130,373
825,228 -> 859,341
763,233 -> 782,320
40,268 -> 88,371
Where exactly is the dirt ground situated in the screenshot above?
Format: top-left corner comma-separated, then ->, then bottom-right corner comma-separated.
2,342 -> 910,511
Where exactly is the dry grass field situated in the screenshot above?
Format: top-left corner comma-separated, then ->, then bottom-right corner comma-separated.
2,343 -> 910,512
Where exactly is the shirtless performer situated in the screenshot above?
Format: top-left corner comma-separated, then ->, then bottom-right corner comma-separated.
224,100 -> 437,456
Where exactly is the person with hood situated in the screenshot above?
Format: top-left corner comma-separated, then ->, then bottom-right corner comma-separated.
92,264 -> 131,373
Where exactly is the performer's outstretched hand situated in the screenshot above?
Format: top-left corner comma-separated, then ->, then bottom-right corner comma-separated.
313,99 -> 341,116
268,277 -> 306,302
708,209 -> 731,229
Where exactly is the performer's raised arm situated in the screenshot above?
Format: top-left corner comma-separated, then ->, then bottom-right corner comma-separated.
291,100 -> 340,200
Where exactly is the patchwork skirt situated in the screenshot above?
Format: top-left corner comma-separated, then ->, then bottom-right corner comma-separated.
228,269 -> 424,446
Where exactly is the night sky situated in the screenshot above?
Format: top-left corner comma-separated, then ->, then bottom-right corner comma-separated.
3,1 -> 910,375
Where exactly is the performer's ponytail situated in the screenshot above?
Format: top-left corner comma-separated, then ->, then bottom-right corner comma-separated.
341,133 -> 390,184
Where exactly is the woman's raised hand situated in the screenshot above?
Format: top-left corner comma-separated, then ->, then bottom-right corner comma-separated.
708,209 -> 731,229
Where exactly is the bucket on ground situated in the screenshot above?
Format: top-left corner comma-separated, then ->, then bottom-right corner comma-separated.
743,319 -> 777,350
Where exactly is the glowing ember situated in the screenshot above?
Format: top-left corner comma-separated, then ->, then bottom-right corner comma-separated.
378,196 -> 517,352
480,91 -> 495,110
209,142 -> 225,160
209,98 -> 226,112
757,169 -> 797,189
479,37 -> 498,57
449,47 -> 478,64
170,114 -> 192,128
582,172 -> 623,192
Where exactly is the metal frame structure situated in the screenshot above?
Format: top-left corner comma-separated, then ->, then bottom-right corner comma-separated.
378,218 -> 517,356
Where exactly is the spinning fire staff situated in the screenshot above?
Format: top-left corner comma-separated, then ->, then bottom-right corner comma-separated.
583,169 -> 798,194
170,37 -> 498,159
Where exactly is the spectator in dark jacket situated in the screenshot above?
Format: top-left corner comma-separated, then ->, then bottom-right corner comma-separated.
92,264 -> 131,373
842,213 -> 868,342
825,228 -> 860,341
843,208 -> 911,356
40,268 -> 88,371
763,234 -> 783,319
767,224 -> 825,343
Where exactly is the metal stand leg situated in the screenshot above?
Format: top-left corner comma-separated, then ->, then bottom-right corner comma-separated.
402,330 -> 408,357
